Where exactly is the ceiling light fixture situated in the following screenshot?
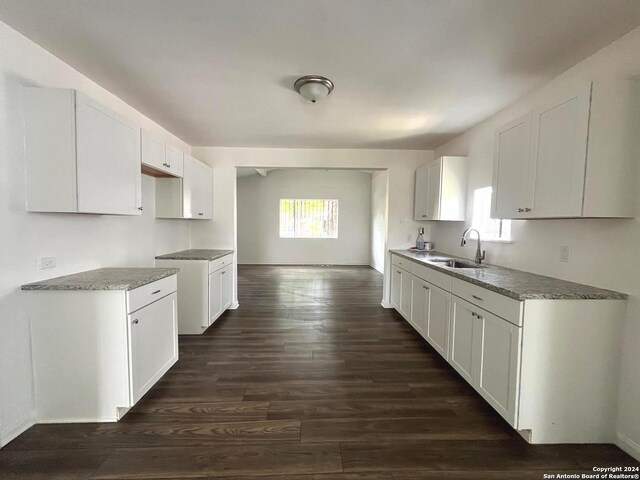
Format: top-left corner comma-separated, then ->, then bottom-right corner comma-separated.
294,75 -> 334,103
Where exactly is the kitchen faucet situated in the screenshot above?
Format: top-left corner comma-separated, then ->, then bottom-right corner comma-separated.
460,228 -> 486,265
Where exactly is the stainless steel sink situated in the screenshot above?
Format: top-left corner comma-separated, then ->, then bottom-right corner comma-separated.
433,259 -> 484,269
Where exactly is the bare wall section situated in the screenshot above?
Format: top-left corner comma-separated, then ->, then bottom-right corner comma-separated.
237,169 -> 371,265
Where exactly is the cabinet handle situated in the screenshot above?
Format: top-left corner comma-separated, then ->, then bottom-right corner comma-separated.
471,294 -> 483,301
138,207 -> 143,211
198,212 -> 204,216
221,271 -> 226,275
396,270 -> 401,274
167,164 -> 171,168
422,214 -> 427,218
423,285 -> 429,290
151,289 -> 161,295
132,319 -> 139,325
524,207 -> 531,212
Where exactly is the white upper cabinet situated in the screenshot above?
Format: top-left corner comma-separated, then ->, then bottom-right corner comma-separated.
24,88 -> 141,215
492,80 -> 638,219
183,153 -> 213,219
414,156 -> 468,221
414,166 -> 429,220
141,132 -> 184,178
156,153 -> 213,219
492,113 -> 532,219
164,144 -> 185,177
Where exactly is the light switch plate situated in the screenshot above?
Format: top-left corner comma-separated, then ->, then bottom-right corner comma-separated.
38,256 -> 56,269
559,246 -> 569,263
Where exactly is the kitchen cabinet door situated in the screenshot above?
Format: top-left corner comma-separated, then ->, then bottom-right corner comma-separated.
528,83 -> 591,217
426,161 -> 442,220
183,154 -> 213,219
391,268 -> 402,310
128,293 -> 178,404
426,283 -> 450,359
476,310 -> 522,426
75,93 -> 141,215
414,166 -> 429,220
221,265 -> 233,310
208,270 -> 223,326
411,277 -> 430,334
492,113 -> 532,219
164,144 -> 185,177
449,296 -> 477,384
141,132 -> 165,172
399,269 -> 413,320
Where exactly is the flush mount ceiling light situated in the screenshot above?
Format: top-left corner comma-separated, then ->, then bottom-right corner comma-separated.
294,75 -> 334,103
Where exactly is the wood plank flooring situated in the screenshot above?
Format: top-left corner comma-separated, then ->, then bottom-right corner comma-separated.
1,265 -> 637,479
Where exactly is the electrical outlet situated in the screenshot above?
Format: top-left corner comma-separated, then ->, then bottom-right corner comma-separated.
407,234 -> 413,242
559,246 -> 569,263
38,256 -> 56,270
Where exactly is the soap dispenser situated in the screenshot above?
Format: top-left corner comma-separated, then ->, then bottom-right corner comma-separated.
416,227 -> 426,251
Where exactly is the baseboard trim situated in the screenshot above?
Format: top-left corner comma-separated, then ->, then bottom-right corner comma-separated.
617,432 -> 640,461
229,302 -> 240,310
381,301 -> 394,309
0,418 -> 34,448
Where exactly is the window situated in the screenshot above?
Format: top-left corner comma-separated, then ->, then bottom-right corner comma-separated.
471,187 -> 511,241
279,199 -> 338,238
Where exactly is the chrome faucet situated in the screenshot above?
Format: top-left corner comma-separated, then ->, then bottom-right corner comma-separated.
460,228 -> 486,265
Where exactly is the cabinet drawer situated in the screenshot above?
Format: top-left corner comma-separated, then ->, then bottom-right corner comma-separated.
127,275 -> 177,314
391,254 -> 411,270
208,254 -> 233,274
410,262 -> 452,291
451,278 -> 522,326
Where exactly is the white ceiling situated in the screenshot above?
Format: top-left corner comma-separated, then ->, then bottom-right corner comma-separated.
1,0 -> 638,149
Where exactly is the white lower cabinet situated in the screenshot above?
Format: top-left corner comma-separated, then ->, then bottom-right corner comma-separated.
389,252 -> 625,444
26,275 -> 178,423
221,265 -> 233,310
450,296 -> 521,425
156,253 -> 234,334
410,277 -> 429,334
475,308 -> 521,425
128,293 -> 179,404
449,297 -> 477,384
411,277 -> 450,359
425,284 -> 450,358
390,265 -> 412,319
208,268 -> 223,323
208,264 -> 233,325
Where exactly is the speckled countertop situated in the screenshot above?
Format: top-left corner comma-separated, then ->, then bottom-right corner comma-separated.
155,249 -> 234,261
21,268 -> 180,291
391,250 -> 626,301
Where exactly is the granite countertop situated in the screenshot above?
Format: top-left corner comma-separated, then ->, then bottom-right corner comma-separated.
390,250 -> 626,301
155,249 -> 234,261
21,267 -> 180,291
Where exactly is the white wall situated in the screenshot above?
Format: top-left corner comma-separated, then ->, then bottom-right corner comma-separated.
431,26 -> 640,459
190,147 -> 434,305
237,169 -> 371,265
370,171 -> 388,273
0,22 -> 192,446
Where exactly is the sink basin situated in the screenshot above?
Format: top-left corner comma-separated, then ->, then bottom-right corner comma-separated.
433,259 -> 484,269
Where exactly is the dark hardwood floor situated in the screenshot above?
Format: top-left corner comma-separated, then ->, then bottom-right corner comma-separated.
1,265 -> 637,479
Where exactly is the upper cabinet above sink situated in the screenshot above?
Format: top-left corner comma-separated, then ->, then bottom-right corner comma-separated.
414,156 -> 468,221
492,79 -> 638,219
